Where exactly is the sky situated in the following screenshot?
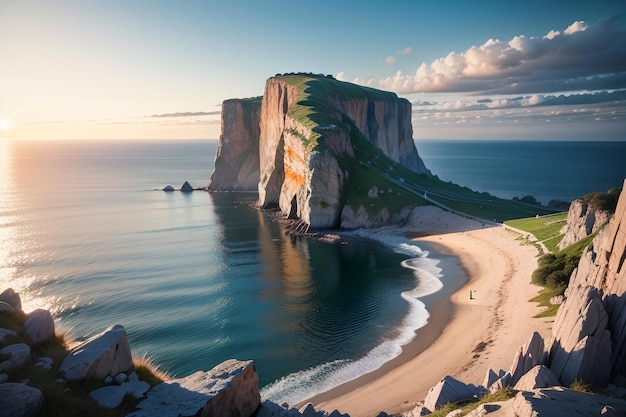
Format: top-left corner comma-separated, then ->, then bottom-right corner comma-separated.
1,0 -> 625,141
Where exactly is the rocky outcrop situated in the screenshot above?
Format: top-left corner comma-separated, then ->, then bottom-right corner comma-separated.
60,324 -> 133,381
547,179 -> 626,386
128,359 -> 261,417
209,74 -> 431,229
0,383 -> 45,417
422,376 -> 482,413
23,309 -> 55,345
558,199 -> 612,250
208,98 -> 262,191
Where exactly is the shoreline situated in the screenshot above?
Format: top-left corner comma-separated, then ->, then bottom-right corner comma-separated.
307,210 -> 553,416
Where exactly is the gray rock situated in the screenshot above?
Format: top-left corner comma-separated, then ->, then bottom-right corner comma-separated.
0,373 -> 8,383
424,375 -> 481,412
0,328 -> 17,342
60,324 -> 133,381
0,301 -> 14,313
510,332 -> 545,386
23,309 -> 55,345
488,372 -> 511,394
512,387 -> 626,417
180,181 -> 194,192
127,359 -> 261,417
482,368 -> 500,390
0,343 -> 31,372
0,288 -> 21,312
162,185 -> 175,191
0,383 -> 44,417
513,365 -> 561,391
89,377 -> 150,408
35,357 -> 54,370
114,372 -> 127,385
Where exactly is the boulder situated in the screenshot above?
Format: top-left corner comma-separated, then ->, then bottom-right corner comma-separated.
60,324 -> 133,381
0,288 -> 22,312
488,372 -> 511,394
23,309 -> 55,345
0,343 -> 31,372
89,372 -> 150,409
482,368 -> 502,390
510,332 -> 545,386
0,383 -> 45,417
513,365 -> 561,391
512,387 -> 626,417
0,301 -> 14,313
0,328 -> 17,342
127,359 -> 261,417
180,181 -> 194,192
163,185 -> 175,191
423,375 -> 481,412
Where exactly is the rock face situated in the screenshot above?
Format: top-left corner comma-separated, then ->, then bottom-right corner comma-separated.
209,74 -> 431,228
547,179 -> 626,386
23,308 -> 55,345
0,383 -> 45,417
60,324 -> 133,381
423,375 -> 481,413
208,98 -> 262,191
128,359 -> 261,417
558,199 -> 612,250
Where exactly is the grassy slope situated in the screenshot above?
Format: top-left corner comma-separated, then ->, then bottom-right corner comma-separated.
275,74 -> 558,221
505,212 -> 568,252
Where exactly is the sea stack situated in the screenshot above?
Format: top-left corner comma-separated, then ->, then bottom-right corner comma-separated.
208,73 -> 431,229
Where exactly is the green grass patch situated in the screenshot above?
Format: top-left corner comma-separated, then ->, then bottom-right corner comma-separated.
530,287 -> 563,318
504,212 -> 567,252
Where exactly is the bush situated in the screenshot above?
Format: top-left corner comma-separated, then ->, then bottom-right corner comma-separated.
581,188 -> 621,213
532,252 -> 581,291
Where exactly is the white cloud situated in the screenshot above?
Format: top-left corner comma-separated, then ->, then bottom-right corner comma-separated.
385,56 -> 396,64
397,46 -> 412,56
379,18 -> 626,95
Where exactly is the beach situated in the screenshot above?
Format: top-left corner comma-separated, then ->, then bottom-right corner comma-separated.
309,208 -> 554,416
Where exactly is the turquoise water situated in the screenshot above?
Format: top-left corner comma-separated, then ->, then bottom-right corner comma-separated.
1,139 -> 624,405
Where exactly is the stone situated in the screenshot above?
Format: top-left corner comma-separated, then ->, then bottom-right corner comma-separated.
424,375 -> 481,412
558,199 -> 611,250
35,357 -> 54,370
0,383 -> 44,417
513,365 -> 561,391
23,309 -> 55,345
127,359 -> 261,417
512,387 -> 626,417
114,372 -> 127,384
0,301 -> 14,313
510,332 -> 545,386
0,327 -> 17,342
0,288 -> 21,312
488,372 -> 511,394
89,377 -> 150,408
180,181 -> 194,192
0,373 -> 8,383
163,185 -> 175,191
482,368 -> 500,390
60,324 -> 133,381
0,343 -> 31,372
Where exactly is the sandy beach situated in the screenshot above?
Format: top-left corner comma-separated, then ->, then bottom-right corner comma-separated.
309,208 -> 554,416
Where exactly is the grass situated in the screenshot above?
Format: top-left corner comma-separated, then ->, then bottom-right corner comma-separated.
569,378 -> 593,393
530,287 -> 563,318
0,310 -> 166,417
504,212 -> 568,252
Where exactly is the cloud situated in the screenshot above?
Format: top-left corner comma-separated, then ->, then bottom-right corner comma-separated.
379,18 -> 626,95
149,111 -> 220,118
385,56 -> 396,64
397,47 -> 412,56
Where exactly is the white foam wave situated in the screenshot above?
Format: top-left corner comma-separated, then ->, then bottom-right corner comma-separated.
261,230 -> 445,406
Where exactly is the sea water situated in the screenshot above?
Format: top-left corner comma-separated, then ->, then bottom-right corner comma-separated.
1,139 -> 624,405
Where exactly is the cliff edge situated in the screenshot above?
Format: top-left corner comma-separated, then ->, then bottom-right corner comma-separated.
208,73 -> 431,228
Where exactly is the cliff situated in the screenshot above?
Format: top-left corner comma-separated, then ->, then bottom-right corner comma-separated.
207,97 -> 262,191
547,178 -> 626,386
209,73 -> 431,228
558,199 -> 612,250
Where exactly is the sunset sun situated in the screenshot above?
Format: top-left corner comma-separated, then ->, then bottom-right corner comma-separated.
0,118 -> 10,131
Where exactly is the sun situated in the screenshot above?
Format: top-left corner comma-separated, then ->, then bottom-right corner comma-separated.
0,119 -> 10,131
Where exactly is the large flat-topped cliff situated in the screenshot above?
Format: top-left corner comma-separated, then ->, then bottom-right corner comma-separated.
209,73 -> 431,229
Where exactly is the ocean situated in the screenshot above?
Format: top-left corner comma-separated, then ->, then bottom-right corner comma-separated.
1,139 -> 624,405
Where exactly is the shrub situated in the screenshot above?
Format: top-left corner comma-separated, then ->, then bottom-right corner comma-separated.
581,188 -> 621,213
532,252 -> 580,291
